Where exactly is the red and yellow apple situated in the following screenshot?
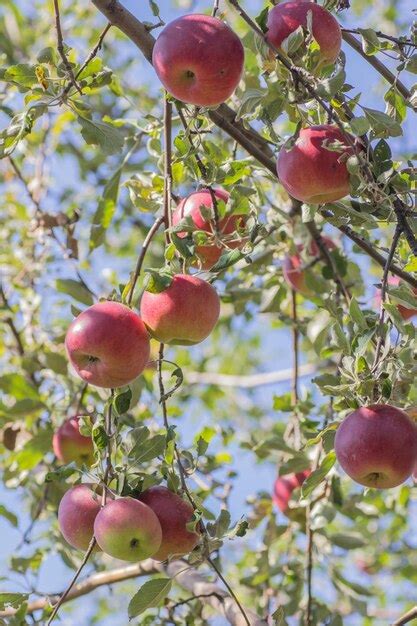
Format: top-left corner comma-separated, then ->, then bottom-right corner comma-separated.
65,301 -> 150,388
273,470 -> 310,514
53,416 -> 94,466
94,497 -> 162,561
58,483 -> 103,551
140,274 -> 220,345
334,404 -> 417,488
138,486 -> 200,561
277,125 -> 353,204
152,14 -> 244,107
267,1 -> 342,65
283,236 -> 336,295
172,188 -> 246,270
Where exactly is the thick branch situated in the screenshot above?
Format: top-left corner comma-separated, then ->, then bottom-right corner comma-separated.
185,364 -> 316,388
392,606 -> 417,626
0,560 -> 264,625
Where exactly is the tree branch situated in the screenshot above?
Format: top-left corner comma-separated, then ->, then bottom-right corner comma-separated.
392,606 -> 417,626
53,0 -> 82,94
341,31 -> 413,105
184,364 -> 316,388
90,0 -> 417,288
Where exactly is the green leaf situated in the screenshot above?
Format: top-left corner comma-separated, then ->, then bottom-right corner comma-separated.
4,64 -> 37,88
281,26 -> 305,56
210,249 -> 245,273
348,297 -> 368,330
272,606 -> 289,626
357,28 -> 382,55
0,593 -> 28,610
0,374 -> 40,401
144,268 -> 173,294
328,532 -> 366,550
348,117 -> 370,136
78,115 -> 125,155
363,107 -> 402,138
89,168 -> 122,250
56,279 -> 94,306
130,434 -> 166,464
301,451 -> 336,498
113,389 -> 132,416
92,423 -> 109,451
128,578 -> 172,618
0,505 -> 18,527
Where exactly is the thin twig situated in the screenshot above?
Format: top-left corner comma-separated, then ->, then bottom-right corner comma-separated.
371,226 -> 402,376
126,215 -> 165,306
305,505 -> 314,626
52,0 -> 82,94
163,97 -> 173,243
207,557 -> 251,626
46,536 -> 96,624
212,0 -> 220,17
341,31 -> 412,104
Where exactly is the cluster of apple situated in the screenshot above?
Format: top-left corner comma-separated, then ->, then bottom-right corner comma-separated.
54,417 -> 199,561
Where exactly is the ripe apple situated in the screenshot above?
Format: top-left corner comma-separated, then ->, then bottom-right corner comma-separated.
94,497 -> 162,561
138,486 -> 200,561
52,416 -> 94,466
375,275 -> 417,321
65,301 -> 150,388
267,1 -> 342,65
283,236 -> 336,295
277,125 -> 353,204
273,470 -> 310,514
172,188 -> 246,270
140,274 -> 220,345
152,14 -> 244,107
334,404 -> 417,489
58,483 -> 103,551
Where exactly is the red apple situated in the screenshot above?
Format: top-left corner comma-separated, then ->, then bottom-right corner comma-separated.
152,14 -> 244,107
334,404 -> 417,489
65,301 -> 150,388
94,497 -> 162,561
58,483 -> 103,551
53,416 -> 94,466
375,275 -> 417,321
283,236 -> 336,295
277,125 -> 353,204
140,274 -> 220,345
273,470 -> 310,514
138,486 -> 200,561
267,1 -> 342,65
172,188 -> 246,270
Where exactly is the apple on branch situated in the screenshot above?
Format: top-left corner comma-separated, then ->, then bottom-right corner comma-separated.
152,14 -> 244,107
140,274 -> 220,346
138,486 -> 200,561
335,404 -> 417,489
172,188 -> 247,270
65,301 -> 150,388
53,416 -> 94,466
277,125 -> 354,204
283,236 -> 337,295
267,0 -> 342,66
94,497 -> 162,562
58,484 -> 104,551
273,470 -> 310,515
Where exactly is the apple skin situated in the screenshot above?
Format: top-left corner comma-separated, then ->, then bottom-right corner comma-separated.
273,470 -> 310,514
140,275 -> 220,346
65,301 -> 150,388
277,125 -> 353,204
267,1 -> 342,65
58,484 -> 103,551
375,275 -> 417,321
283,236 -> 336,295
172,188 -> 246,270
138,486 -> 200,561
334,404 -> 417,489
94,497 -> 162,562
152,14 -> 244,107
52,416 -> 94,466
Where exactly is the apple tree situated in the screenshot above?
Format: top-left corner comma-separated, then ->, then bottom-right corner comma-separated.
1,0 -> 417,624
